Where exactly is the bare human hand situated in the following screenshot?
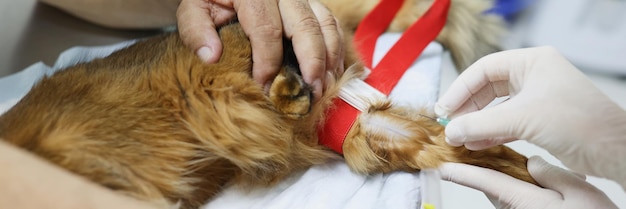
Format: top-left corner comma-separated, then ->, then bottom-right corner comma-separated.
0,141 -> 160,209
176,0 -> 344,100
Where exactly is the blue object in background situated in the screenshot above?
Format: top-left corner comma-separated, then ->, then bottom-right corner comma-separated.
486,0 -> 536,22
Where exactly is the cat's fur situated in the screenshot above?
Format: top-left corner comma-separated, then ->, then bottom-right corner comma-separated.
0,0 -> 533,208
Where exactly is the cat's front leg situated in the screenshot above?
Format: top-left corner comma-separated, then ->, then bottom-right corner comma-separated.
341,103 -> 538,185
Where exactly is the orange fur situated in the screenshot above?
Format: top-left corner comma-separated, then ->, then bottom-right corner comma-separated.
0,1 -> 533,208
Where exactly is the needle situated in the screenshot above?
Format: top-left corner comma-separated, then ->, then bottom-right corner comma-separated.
418,114 -> 449,127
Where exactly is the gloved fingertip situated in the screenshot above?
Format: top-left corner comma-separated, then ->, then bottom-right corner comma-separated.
434,103 -> 451,118
444,122 -> 465,145
528,156 -> 549,168
436,162 -> 465,182
464,141 -> 492,151
527,156 -> 558,181
444,136 -> 463,147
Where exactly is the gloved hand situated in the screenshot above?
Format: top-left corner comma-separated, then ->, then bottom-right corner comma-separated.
438,156 -> 618,209
435,46 -> 626,187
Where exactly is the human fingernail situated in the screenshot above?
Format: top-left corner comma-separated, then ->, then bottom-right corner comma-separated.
434,103 -> 451,118
338,58 -> 345,75
196,46 -> 214,63
325,71 -> 335,88
263,81 -> 272,95
311,79 -> 323,100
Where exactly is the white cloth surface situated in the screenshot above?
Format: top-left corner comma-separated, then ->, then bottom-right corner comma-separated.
0,33 -> 443,209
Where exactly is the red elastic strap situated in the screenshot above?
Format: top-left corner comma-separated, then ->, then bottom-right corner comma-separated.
353,0 -> 406,69
318,0 -> 450,154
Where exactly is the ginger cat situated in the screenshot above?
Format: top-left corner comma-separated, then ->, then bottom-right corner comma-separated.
0,0 -> 534,208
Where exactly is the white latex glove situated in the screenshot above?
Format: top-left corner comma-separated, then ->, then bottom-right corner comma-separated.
435,46 -> 626,187
438,156 -> 618,209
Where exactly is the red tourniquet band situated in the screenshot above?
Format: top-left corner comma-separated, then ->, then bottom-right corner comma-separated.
318,0 -> 450,154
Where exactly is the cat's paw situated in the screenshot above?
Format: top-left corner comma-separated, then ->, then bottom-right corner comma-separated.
269,66 -> 312,118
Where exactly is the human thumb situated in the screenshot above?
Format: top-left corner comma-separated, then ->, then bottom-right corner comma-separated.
527,156 -> 617,208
